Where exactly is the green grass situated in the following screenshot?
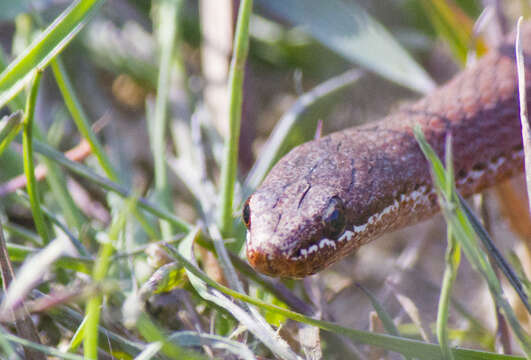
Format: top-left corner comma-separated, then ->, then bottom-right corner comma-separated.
218,0 -> 253,239
415,127 -> 531,358
22,70 -> 48,245
0,0 -> 530,359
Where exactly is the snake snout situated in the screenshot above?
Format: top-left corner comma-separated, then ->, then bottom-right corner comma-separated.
246,245 -> 281,277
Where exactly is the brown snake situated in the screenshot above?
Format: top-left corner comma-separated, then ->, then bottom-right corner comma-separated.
243,23 -> 531,278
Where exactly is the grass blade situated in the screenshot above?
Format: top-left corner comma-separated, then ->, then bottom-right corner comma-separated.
134,313 -> 205,360
436,230 -> 460,360
4,222 -> 42,246
150,0 -> 183,240
132,341 -> 163,360
1,330 -> 83,360
458,194 -> 531,314
207,7 -> 280,349
84,197 -> 136,359
0,237 -> 77,317
177,229 -> 302,360
0,0 -> 104,108
0,222 -> 45,360
357,284 -> 408,360
29,138 -> 191,233
166,233 -> 523,359
436,135 -> 459,360
46,299 -> 145,357
22,70 -> 49,244
16,190 -> 89,257
50,59 -> 159,239
257,0 -> 435,93
0,111 -> 23,155
50,59 -> 118,182
420,0 -> 483,65
218,0 -> 253,237
168,331 -> 257,360
357,284 -> 401,338
41,155 -> 87,234
414,126 -> 531,357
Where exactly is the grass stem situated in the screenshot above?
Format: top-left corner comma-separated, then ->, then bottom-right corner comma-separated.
84,197 -> 136,359
22,70 -> 49,244
217,0 -> 253,238
437,229 -> 459,360
151,0 -> 183,240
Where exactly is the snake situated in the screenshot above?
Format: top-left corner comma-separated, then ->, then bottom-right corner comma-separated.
243,23 -> 531,278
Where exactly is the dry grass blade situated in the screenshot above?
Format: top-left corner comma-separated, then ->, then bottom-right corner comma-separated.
516,16 -> 531,215
168,331 -> 257,360
0,221 -> 45,360
387,281 -> 433,343
0,236 -> 78,317
176,230 -> 303,360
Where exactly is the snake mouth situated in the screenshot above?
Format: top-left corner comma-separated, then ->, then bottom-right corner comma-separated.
285,230 -> 355,276
245,240 -> 316,278
289,230 -> 354,262
246,229 -> 356,278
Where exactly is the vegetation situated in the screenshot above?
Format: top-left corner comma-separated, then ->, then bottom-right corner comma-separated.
0,0 -> 530,359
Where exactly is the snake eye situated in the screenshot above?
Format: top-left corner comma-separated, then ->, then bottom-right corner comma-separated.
242,198 -> 251,229
322,196 -> 346,239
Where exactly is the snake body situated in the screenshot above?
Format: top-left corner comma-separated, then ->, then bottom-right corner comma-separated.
244,24 -> 531,278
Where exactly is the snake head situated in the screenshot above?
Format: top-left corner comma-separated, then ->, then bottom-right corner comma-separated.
243,139 -> 356,278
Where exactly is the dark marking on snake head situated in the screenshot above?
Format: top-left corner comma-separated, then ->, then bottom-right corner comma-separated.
298,183 -> 312,209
